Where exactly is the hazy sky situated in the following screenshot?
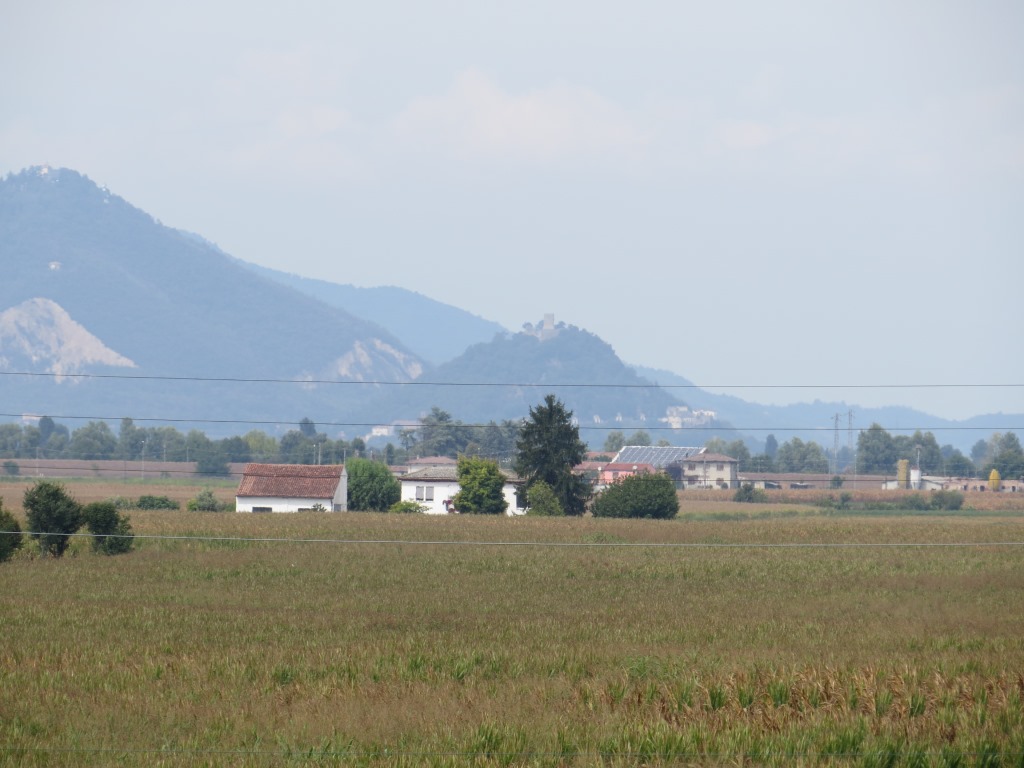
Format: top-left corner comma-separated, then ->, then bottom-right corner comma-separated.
2,1 -> 1022,420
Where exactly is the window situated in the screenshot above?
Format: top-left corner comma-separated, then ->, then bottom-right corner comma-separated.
415,486 -> 434,501
252,506 -> 272,513
717,464 -> 724,471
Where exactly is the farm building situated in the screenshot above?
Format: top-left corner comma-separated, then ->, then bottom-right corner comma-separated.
235,463 -> 347,512
399,464 -> 526,515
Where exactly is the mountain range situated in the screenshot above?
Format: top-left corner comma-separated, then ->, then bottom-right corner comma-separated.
0,166 -> 1015,453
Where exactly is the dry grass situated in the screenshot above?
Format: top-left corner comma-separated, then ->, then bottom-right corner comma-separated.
1,481 -> 1023,766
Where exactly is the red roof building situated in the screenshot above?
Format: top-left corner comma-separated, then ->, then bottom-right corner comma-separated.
235,463 -> 348,512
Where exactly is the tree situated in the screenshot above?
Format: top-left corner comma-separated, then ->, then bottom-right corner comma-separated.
196,445 -> 230,477
989,468 -> 1001,492
764,434 -> 779,459
989,432 -> 1024,480
24,481 -> 83,557
857,424 -> 897,474
82,501 -> 134,555
592,472 -> 678,519
603,430 -> 626,453
514,395 -> 590,517
625,430 -> 651,447
524,480 -> 563,516
0,501 -> 23,563
776,438 -> 829,473
347,458 -> 401,511
452,456 -> 508,515
416,407 -> 466,458
299,417 -> 317,438
68,421 -> 117,460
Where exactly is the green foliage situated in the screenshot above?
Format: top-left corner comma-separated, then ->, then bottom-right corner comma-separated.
514,395 -> 591,517
82,501 -> 134,555
187,489 -> 227,512
347,458 -> 401,512
776,437 -> 829,473
3,459 -> 18,476
931,490 -> 964,511
830,475 -> 844,489
603,430 -> 626,453
453,456 -> 508,515
525,480 -> 564,516
733,483 -> 768,503
23,480 -> 84,557
389,500 -> 427,514
592,472 -> 678,519
0,500 -> 23,563
858,423 -> 898,474
136,495 -> 179,510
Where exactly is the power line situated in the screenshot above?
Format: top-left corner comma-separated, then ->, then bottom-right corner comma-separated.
2,412 -> 1020,433
2,369 -> 1022,390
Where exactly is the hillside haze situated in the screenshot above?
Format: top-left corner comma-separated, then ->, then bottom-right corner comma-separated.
0,166 -> 424,426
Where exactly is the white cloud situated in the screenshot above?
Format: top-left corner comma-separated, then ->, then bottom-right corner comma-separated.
393,69 -> 648,163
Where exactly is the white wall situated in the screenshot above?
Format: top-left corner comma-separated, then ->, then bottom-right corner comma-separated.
236,496 -> 333,513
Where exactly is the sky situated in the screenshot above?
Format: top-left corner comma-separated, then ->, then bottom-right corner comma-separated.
2,1 -> 1022,421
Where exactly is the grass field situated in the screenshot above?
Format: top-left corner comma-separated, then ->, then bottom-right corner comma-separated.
2,480 -> 1024,766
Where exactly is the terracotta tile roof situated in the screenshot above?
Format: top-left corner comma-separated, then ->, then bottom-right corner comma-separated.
236,463 -> 345,499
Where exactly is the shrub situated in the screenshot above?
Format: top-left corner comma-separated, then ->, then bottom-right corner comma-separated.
389,500 -> 427,514
187,489 -> 228,512
0,501 -> 23,563
931,489 -> 964,511
23,481 -> 83,558
903,493 -> 932,511
592,472 -> 678,519
3,460 -> 19,476
734,483 -> 768,503
347,458 -> 401,512
525,480 -> 564,516
82,501 -> 134,555
137,495 -> 179,510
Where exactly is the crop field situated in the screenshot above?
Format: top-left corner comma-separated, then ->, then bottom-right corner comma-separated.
1,480 -> 1024,766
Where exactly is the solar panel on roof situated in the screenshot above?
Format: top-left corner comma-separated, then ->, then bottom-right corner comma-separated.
613,445 -> 705,469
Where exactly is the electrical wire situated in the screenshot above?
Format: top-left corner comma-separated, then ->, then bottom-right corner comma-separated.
2,369 -> 1022,390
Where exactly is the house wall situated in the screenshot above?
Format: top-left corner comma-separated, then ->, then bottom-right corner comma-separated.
400,480 -> 526,515
333,469 -> 348,511
400,479 -> 461,514
682,462 -> 739,489
235,495 -> 333,513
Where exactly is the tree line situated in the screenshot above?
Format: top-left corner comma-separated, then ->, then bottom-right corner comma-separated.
0,410 -> 521,477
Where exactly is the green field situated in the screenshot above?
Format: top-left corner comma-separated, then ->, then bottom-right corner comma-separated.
2,506 -> 1024,766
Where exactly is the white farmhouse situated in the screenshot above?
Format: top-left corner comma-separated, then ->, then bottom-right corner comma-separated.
399,464 -> 526,515
235,463 -> 348,512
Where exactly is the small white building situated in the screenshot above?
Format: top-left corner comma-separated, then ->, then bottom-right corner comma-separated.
235,463 -> 347,512
399,464 -> 526,515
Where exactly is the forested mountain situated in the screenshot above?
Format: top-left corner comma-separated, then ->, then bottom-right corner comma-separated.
0,166 -> 423,425
362,322 -> 733,447
1,165 -> 1015,454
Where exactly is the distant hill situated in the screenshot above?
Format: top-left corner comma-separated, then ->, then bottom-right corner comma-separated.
362,322 -> 734,447
0,166 -> 424,428
630,365 -> 1020,455
236,262 -> 507,365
